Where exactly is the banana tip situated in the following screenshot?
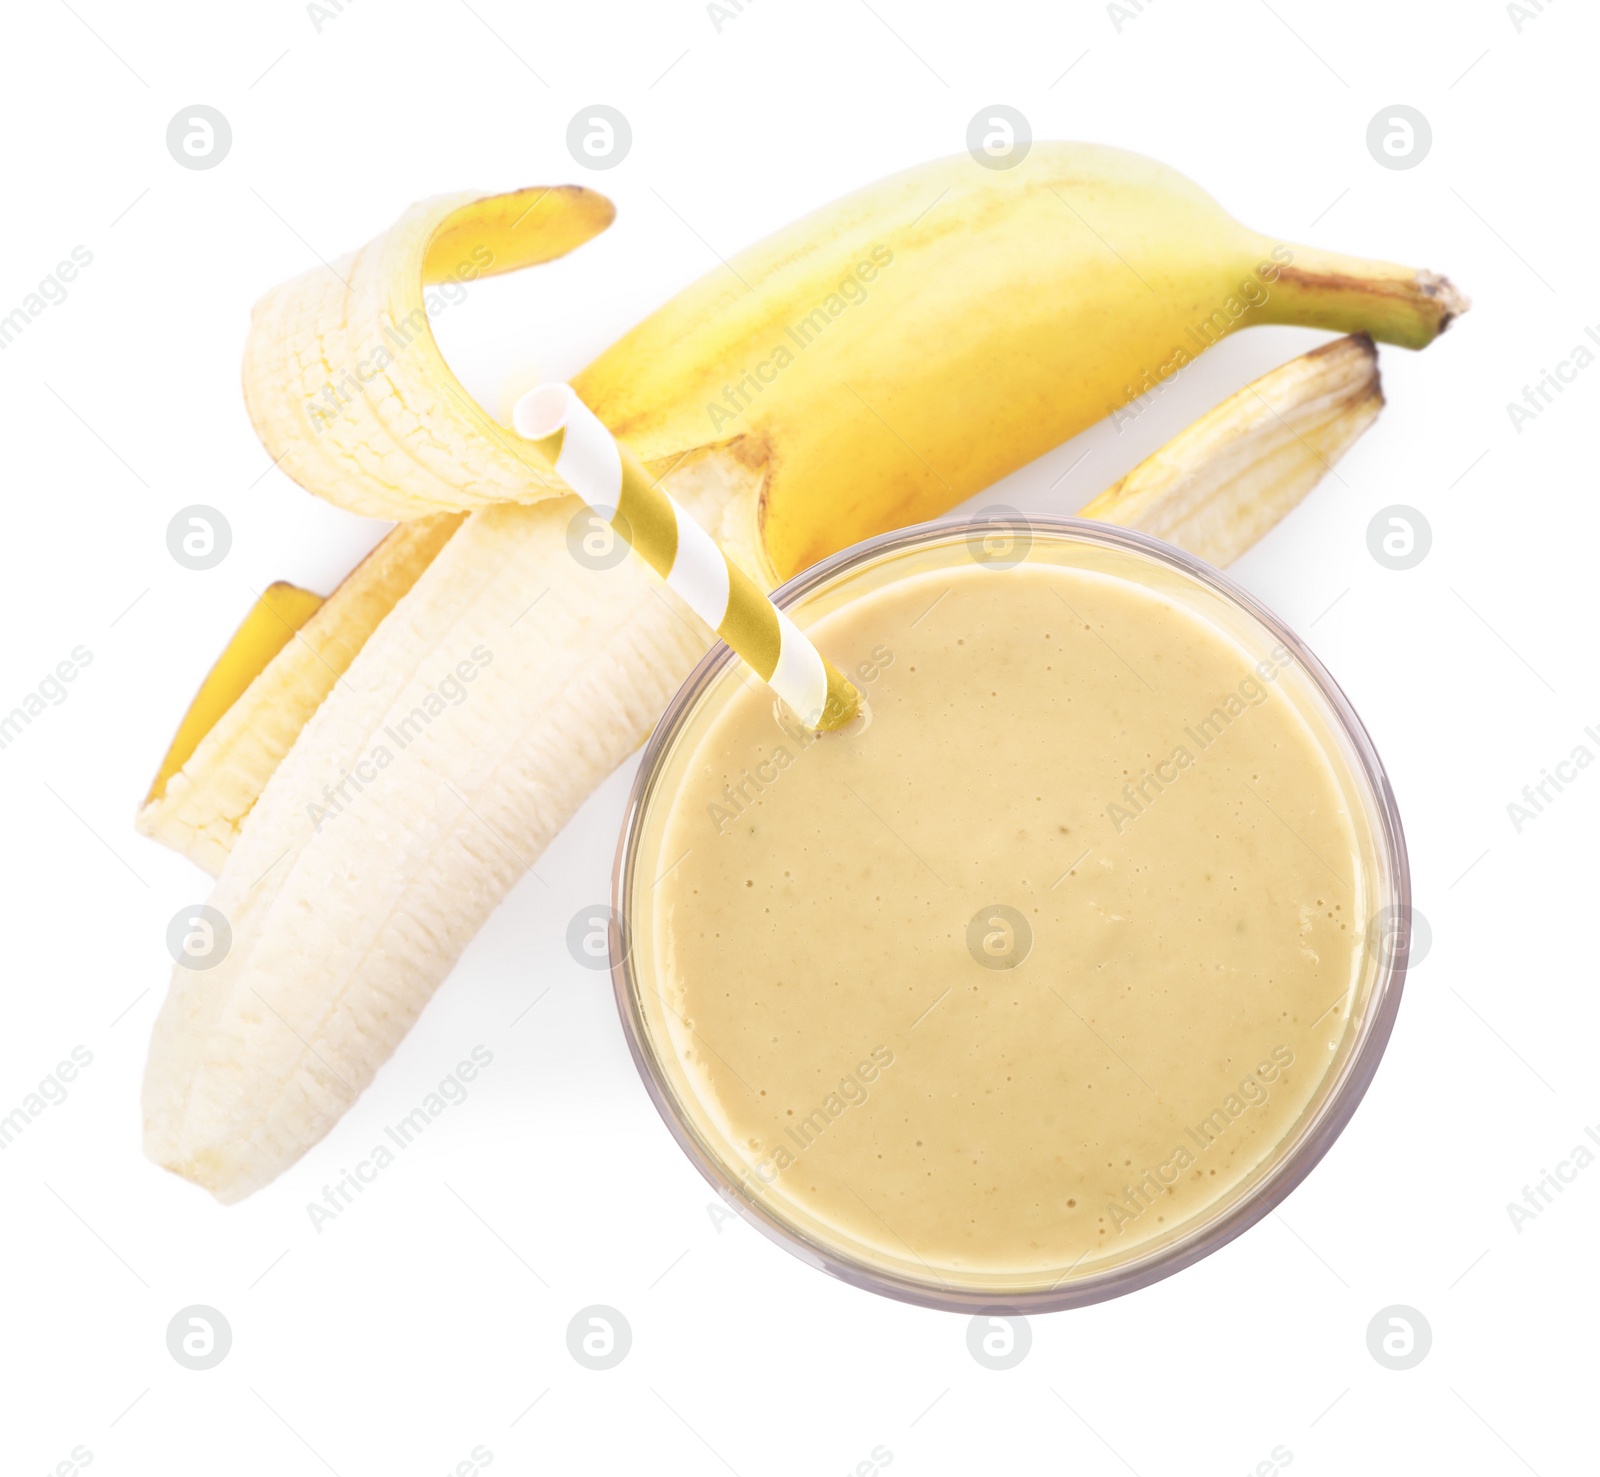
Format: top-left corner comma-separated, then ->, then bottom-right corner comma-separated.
1422,270 -> 1471,333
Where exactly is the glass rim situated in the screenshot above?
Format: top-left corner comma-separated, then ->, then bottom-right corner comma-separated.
611,513 -> 1411,1314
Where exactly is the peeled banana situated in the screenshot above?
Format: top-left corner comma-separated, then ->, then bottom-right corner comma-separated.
144,144 -> 1458,1201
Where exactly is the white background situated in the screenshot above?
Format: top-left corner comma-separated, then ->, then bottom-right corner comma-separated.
1,0 -> 1593,1472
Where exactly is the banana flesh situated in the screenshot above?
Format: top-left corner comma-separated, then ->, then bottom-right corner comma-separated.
142,459 -> 761,1201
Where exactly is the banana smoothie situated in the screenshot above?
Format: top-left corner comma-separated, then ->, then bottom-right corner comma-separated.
622,526 -> 1394,1298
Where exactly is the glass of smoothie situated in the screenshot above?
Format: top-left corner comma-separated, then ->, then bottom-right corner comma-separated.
612,516 -> 1410,1311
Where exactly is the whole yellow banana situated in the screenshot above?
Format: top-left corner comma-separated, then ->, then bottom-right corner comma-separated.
576,144 -> 1456,579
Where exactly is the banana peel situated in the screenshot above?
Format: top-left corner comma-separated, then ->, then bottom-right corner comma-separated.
1081,332 -> 1383,564
138,515 -> 463,873
145,580 -> 322,813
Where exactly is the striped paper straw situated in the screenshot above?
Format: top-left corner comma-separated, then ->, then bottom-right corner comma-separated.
512,383 -> 860,731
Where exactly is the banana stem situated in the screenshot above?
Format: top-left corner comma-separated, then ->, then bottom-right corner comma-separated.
1258,242 -> 1469,350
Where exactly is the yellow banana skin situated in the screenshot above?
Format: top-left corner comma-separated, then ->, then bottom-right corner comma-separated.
138,517 -> 463,872
245,144 -> 1463,580
1081,333 -> 1384,566
577,144 -> 1459,579
144,581 -> 322,808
